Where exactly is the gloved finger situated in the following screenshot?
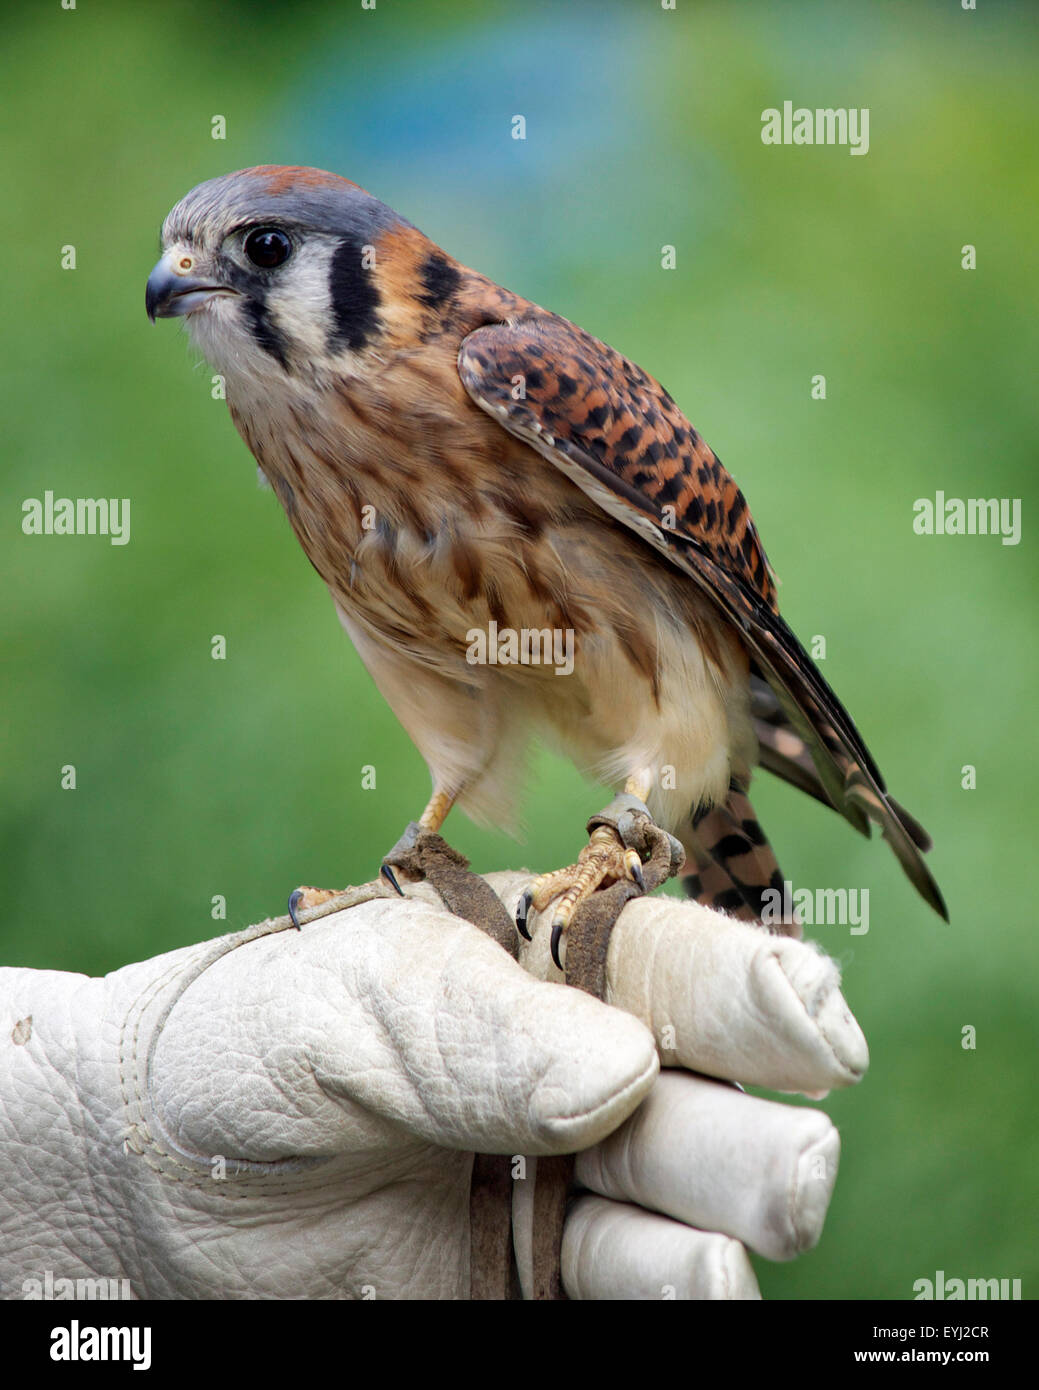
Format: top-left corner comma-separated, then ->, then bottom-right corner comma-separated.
576,1070 -> 839,1261
149,898 -> 659,1162
561,1195 -> 760,1300
490,871 -> 867,1096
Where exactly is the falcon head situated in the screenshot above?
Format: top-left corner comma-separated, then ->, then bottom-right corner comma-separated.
145,165 -> 456,383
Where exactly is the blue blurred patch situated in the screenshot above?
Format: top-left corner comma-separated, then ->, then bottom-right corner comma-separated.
273,7 -> 723,281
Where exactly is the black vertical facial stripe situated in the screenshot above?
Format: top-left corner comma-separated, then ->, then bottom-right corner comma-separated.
328,236 -> 381,352
418,252 -> 461,309
243,294 -> 290,369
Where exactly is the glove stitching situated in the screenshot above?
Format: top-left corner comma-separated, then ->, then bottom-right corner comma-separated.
118,918 -> 330,1195
771,949 -> 862,1083
788,1127 -> 836,1254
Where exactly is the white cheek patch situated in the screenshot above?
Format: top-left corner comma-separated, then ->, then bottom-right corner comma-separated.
184,235 -> 341,392
261,237 -> 340,363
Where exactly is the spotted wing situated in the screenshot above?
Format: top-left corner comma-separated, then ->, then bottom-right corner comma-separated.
458,312 -> 947,919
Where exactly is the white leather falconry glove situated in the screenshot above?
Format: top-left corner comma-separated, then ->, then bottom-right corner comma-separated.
0,870 -> 866,1300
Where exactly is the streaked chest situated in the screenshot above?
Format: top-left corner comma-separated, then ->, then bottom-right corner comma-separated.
227,353 -> 596,647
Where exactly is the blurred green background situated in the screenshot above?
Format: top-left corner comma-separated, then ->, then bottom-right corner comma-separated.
2,0 -> 1036,1300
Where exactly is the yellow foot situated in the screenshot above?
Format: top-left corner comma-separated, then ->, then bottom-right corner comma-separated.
516,824 -> 646,969
286,810 -> 458,929
288,885 -> 344,929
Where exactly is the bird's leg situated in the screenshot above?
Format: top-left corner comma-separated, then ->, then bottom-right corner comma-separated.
517,770 -> 661,968
419,788 -> 456,833
378,787 -> 457,894
288,786 -> 458,928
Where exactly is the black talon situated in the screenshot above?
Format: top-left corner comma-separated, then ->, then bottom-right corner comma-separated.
380,863 -> 405,896
631,860 -> 646,893
516,890 -> 533,941
288,889 -> 304,931
550,922 -> 564,972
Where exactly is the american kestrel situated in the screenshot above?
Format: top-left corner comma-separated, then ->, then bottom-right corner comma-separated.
146,166 -> 946,959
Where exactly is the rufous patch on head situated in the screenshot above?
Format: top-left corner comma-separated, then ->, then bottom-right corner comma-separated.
245,164 -> 369,197
357,224 -> 446,346
371,224 -> 433,293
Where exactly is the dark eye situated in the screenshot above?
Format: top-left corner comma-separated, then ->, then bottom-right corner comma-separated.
244,228 -> 292,268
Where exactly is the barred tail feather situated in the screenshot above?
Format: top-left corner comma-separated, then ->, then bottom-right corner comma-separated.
682,778 -> 796,929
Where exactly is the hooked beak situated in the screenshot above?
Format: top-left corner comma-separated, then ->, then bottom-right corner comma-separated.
146,250 -> 232,322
